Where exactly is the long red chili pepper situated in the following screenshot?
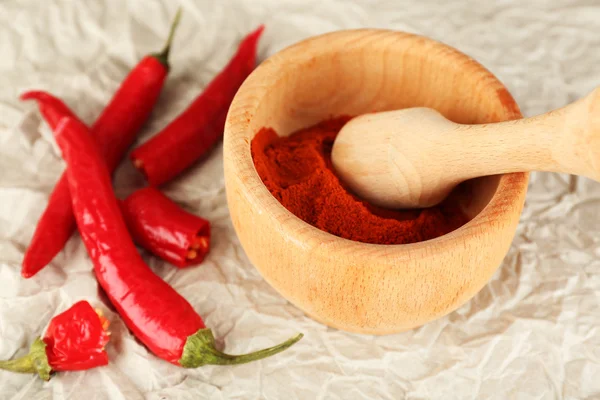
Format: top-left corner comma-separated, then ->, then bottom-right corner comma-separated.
53,115 -> 302,366
0,301 -> 110,381
120,187 -> 211,267
19,10 -> 182,279
130,25 -> 264,186
20,94 -> 211,269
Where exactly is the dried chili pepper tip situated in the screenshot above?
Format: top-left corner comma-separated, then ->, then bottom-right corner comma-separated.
0,301 -> 110,381
20,91 -> 77,130
20,90 -> 59,103
179,329 -> 303,368
245,25 -> 265,48
150,7 -> 182,70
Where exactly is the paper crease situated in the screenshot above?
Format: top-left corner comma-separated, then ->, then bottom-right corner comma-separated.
1,1 -> 599,399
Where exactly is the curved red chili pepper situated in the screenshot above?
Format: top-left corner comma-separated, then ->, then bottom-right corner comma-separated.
18,94 -> 211,270
54,116 -> 301,367
130,25 -> 264,186
20,9 -> 182,279
120,187 -> 211,268
20,91 -> 78,126
0,301 -> 109,381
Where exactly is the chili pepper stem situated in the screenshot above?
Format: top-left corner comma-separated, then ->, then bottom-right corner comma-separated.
179,328 -> 303,367
0,338 -> 52,381
151,7 -> 182,69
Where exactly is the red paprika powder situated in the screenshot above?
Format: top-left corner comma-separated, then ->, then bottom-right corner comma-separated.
251,117 -> 469,244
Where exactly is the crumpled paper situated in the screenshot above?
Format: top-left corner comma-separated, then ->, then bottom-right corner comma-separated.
1,0 -> 599,399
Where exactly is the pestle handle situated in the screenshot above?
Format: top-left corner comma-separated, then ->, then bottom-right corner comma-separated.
451,87 -> 600,180
332,88 -> 600,209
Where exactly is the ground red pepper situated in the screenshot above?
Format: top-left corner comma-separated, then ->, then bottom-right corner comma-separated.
251,117 -> 469,244
0,301 -> 110,381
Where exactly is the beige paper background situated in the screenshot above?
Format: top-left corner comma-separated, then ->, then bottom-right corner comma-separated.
0,0 -> 599,399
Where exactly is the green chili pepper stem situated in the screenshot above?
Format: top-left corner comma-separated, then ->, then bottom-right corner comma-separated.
0,338 -> 52,381
179,328 -> 303,368
0,355 -> 35,373
151,7 -> 182,70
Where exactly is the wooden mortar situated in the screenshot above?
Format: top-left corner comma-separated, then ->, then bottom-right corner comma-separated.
224,29 -> 527,334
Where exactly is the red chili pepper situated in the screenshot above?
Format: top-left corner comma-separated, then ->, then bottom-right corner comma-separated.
19,9 -> 182,279
0,301 -> 110,381
120,187 -> 210,267
53,116 -> 302,367
130,25 -> 265,186
18,94 -> 210,270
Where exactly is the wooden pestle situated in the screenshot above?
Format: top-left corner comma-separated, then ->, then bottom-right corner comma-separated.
331,88 -> 600,209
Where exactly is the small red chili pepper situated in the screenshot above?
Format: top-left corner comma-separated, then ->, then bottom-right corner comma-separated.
130,25 -> 265,186
0,301 -> 110,381
19,9 -> 182,279
120,187 -> 210,267
53,116 -> 302,367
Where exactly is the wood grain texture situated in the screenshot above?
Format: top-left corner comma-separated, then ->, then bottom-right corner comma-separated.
223,29 -> 528,334
332,88 -> 600,209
